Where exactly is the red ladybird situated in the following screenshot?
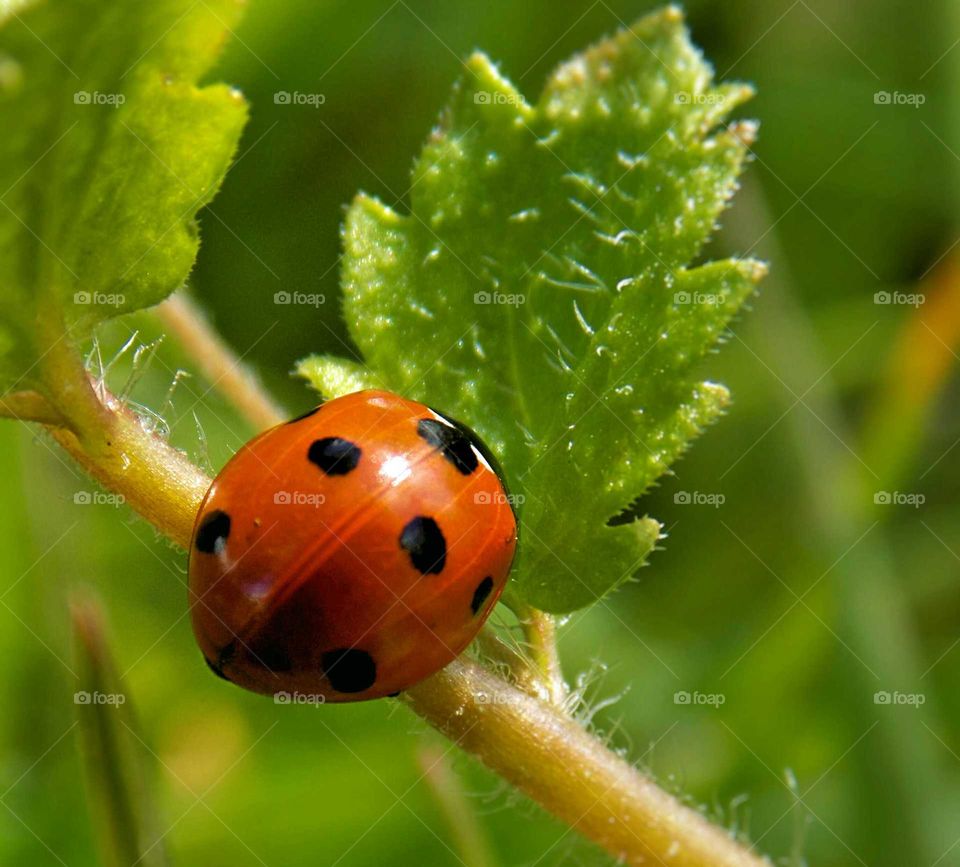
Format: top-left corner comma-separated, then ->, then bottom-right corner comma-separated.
188,390 -> 517,701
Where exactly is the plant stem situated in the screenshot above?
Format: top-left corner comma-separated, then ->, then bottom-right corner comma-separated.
38,315 -> 114,442
518,606 -> 568,705
35,320 -> 210,544
48,394 -> 210,546
0,390 -> 67,426
416,743 -> 499,867
155,293 -> 287,431
47,395 -> 769,865
32,298 -> 771,866
405,659 -> 764,867
72,595 -> 171,867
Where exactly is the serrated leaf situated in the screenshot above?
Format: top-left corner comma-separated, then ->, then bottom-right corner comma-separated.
300,6 -> 766,612
0,0 -> 247,392
296,354 -> 383,398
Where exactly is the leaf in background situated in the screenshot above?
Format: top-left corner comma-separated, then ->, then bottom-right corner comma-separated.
72,595 -> 170,867
300,6 -> 765,612
0,0 -> 247,392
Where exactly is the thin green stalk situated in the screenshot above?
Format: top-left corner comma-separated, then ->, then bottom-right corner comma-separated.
72,596 -> 170,867
417,743 -> 499,867
155,293 -> 287,431
516,605 -> 569,705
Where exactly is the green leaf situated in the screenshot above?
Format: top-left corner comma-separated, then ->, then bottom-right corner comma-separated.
296,354 -> 383,398
0,0 -> 247,392
299,6 -> 766,613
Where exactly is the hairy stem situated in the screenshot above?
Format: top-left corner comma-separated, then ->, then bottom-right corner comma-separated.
406,659 -> 763,867
518,606 -> 568,705
49,393 -> 210,545
37,322 -> 209,543
31,300 -> 770,867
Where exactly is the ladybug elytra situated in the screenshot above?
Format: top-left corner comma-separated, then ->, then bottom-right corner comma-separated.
188,390 -> 517,701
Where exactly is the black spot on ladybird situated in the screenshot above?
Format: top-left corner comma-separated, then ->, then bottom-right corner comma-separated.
471,576 -> 494,615
429,408 -> 503,472
248,638 -> 293,672
195,509 -> 231,555
308,437 -> 362,475
205,641 -> 236,681
322,648 -> 377,693
428,408 -> 518,520
399,516 -> 446,574
204,655 -> 231,681
287,404 -> 323,424
417,418 -> 478,475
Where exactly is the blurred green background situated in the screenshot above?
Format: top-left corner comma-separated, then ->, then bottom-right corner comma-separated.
3,0 -> 960,864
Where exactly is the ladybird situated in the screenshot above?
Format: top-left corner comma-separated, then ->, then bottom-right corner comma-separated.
188,390 -> 517,701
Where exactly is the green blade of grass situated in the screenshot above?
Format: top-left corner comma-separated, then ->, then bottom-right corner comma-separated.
72,595 -> 170,867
